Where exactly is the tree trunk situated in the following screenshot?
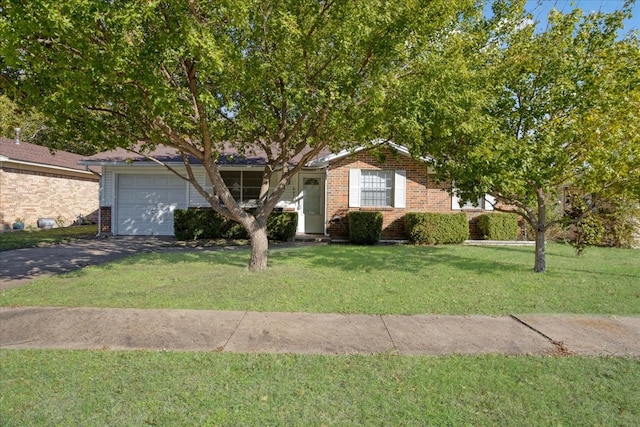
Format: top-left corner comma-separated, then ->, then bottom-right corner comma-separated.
533,189 -> 547,272
248,223 -> 269,271
534,227 -> 546,272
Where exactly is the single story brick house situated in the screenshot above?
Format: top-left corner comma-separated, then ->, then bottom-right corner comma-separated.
80,141 -> 495,240
0,136 -> 100,230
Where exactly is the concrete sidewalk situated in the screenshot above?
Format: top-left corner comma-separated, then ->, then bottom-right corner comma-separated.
1,307 -> 638,356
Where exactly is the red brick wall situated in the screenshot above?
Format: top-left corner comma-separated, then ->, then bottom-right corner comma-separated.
326,148 -> 463,240
0,167 -> 99,230
99,206 -> 112,234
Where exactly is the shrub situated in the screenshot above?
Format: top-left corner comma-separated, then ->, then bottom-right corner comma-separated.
404,212 -> 469,244
598,203 -> 639,248
564,194 -> 603,255
349,211 -> 383,245
476,213 -> 519,240
222,221 -> 249,239
267,212 -> 298,242
173,208 -> 298,242
173,208 -> 226,240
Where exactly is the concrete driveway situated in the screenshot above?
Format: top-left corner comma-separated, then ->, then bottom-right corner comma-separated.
0,236 -> 180,290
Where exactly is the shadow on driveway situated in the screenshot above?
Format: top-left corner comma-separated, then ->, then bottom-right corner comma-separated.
0,236 -> 183,290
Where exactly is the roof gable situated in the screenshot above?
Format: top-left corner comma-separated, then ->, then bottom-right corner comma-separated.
306,140 -> 433,168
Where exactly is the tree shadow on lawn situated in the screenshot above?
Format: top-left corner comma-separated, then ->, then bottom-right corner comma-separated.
269,244 -> 528,276
473,245 -> 640,280
104,244 -> 528,276
96,248 -> 252,270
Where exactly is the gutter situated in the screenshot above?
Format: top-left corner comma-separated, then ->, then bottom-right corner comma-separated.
1,157 -> 97,176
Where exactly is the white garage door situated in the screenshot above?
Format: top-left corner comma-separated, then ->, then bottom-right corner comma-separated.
116,174 -> 186,236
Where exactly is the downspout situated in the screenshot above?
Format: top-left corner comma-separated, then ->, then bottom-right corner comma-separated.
324,167 -> 329,236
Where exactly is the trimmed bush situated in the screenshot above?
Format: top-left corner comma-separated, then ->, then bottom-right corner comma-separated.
223,221 -> 249,239
476,213 -> 519,240
349,211 -> 383,245
173,208 -> 298,242
173,208 -> 226,240
267,212 -> 298,242
404,212 -> 469,244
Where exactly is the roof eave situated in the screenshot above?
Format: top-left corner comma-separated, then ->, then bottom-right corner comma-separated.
305,140 -> 434,167
2,157 -> 96,176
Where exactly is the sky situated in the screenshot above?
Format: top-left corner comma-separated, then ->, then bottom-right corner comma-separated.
524,0 -> 639,34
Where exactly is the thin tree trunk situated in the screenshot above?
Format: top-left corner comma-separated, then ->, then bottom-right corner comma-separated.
533,189 -> 546,272
534,227 -> 546,272
248,223 -> 269,271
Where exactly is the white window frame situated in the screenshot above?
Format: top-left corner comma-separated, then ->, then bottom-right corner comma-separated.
349,169 -> 406,208
452,192 -> 495,211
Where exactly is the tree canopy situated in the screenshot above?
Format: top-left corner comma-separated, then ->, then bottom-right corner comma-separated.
1,0 -> 478,270
402,1 -> 640,271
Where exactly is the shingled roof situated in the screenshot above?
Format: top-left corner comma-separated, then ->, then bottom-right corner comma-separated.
81,143 -> 332,167
0,136 -> 92,172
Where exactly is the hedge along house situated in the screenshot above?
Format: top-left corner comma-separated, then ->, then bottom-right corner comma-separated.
80,141 -> 495,239
0,136 -> 100,230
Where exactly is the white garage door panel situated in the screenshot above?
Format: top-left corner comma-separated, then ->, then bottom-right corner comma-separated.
116,174 -> 186,236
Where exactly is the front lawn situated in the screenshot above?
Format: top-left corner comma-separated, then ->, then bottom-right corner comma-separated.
0,225 -> 98,251
1,351 -> 638,426
2,243 -> 638,315
2,243 -> 639,425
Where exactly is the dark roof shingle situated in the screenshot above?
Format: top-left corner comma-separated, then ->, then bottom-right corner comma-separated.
81,143 -> 332,166
0,137 -> 90,171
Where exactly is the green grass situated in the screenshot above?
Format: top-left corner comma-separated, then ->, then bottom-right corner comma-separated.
1,350 -> 638,426
0,225 -> 98,251
2,243 -> 639,425
2,243 -> 638,315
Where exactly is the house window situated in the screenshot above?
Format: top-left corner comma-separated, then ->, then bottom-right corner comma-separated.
461,198 -> 485,209
452,193 -> 495,210
361,170 -> 393,207
220,170 -> 263,203
349,169 -> 406,208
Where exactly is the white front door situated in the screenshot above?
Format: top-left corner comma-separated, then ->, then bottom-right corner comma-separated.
298,173 -> 325,234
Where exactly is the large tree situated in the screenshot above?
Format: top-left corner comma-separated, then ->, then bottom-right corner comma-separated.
399,0 -> 640,272
1,0 -> 476,270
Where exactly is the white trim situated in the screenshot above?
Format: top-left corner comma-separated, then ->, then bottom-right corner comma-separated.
349,168 -> 407,208
349,168 -> 361,207
484,195 -> 496,211
451,188 -> 495,211
0,157 -> 96,176
306,140 -> 434,168
394,170 -> 406,208
297,172 -> 326,234
452,193 -> 463,210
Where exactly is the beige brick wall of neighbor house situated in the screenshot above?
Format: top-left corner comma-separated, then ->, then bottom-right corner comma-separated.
327,148 -> 462,240
0,168 -> 99,230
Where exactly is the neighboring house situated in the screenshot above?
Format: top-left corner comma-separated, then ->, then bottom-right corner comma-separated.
80,141 -> 495,239
0,137 -> 100,230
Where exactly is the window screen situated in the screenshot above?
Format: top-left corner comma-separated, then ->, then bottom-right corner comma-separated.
361,170 -> 392,207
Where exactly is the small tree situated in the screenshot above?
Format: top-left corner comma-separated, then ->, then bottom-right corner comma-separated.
399,1 -> 640,271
